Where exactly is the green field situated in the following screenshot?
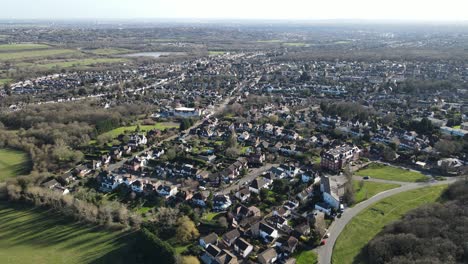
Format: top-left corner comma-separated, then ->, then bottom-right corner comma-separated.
356,163 -> 427,182
0,78 -> 12,85
283,42 -> 307,47
256,39 -> 282,43
332,185 -> 447,264
18,58 -> 129,70
352,180 -> 400,205
0,49 -> 81,61
0,203 -> 134,264
208,51 -> 226,55
0,148 -> 30,181
294,250 -> 318,264
85,48 -> 134,56
0,43 -> 50,52
101,123 -> 179,138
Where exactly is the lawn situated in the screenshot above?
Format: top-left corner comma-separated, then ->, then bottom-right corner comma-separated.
355,163 -> 427,182
0,49 -> 81,61
101,123 -> 179,138
202,212 -> 222,221
0,202 -> 135,264
352,180 -> 400,205
0,148 -> 30,181
0,43 -> 50,52
294,250 -> 318,264
0,78 -> 12,85
332,185 -> 447,264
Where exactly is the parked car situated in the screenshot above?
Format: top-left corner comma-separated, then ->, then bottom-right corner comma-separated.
363,176 -> 370,180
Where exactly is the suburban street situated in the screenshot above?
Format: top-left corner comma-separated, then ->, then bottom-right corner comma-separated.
108,79 -> 247,173
220,163 -> 278,195
315,176 -> 461,264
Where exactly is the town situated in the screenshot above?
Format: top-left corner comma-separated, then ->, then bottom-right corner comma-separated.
0,20 -> 467,264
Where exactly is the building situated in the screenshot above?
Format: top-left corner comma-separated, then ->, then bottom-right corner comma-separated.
320,144 -> 360,172
233,238 -> 253,258
320,176 -> 342,209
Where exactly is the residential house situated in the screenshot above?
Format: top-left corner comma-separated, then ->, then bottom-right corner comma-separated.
222,229 -> 240,246
276,236 -> 299,256
214,249 -> 238,264
213,194 -> 232,211
301,170 -> 319,184
320,176 -> 342,209
201,244 -> 222,264
131,180 -> 144,193
199,232 -> 218,248
249,177 -> 272,194
157,185 -> 178,198
233,238 -> 253,258
258,248 -> 278,264
100,175 -> 123,192
251,222 -> 279,243
192,192 -> 207,207
235,188 -> 251,202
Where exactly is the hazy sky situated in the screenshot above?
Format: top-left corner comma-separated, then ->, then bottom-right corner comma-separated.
3,0 -> 468,21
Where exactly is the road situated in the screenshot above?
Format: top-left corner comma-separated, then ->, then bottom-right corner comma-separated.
220,163 -> 278,195
315,176 -> 460,264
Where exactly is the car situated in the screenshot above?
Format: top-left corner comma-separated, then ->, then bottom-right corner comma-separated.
199,186 -> 206,191
324,233 -> 330,238
363,176 -> 370,180
320,240 -> 326,245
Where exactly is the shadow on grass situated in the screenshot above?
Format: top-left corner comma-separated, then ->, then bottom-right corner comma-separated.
0,202 -> 136,264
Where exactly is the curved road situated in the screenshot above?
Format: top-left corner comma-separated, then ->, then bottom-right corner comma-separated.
315,176 -> 460,264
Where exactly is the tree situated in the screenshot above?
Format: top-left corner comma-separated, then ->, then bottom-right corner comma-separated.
217,216 -> 228,229
175,216 -> 199,243
225,147 -> 240,158
342,166 -> 355,205
135,228 -> 176,264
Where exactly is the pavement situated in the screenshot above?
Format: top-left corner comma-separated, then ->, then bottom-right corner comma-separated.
315,176 -> 460,264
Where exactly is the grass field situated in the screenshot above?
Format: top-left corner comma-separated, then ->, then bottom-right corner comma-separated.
208,51 -> 226,55
85,48 -> 134,56
256,39 -> 282,43
0,148 -> 30,181
294,250 -> 318,264
283,42 -> 308,47
18,58 -> 129,70
332,185 -> 447,264
0,202 -> 134,264
0,43 -> 50,52
0,49 -> 81,61
101,123 -> 179,138
352,180 -> 400,205
356,163 -> 427,182
0,78 -> 12,85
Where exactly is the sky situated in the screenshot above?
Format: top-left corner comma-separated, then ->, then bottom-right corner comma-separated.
2,0 -> 468,21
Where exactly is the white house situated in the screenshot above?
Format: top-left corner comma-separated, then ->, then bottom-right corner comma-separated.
157,185 -> 178,198
234,238 -> 253,258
